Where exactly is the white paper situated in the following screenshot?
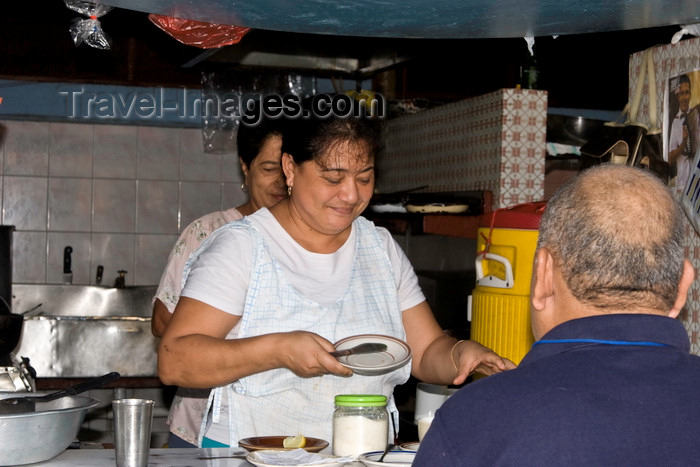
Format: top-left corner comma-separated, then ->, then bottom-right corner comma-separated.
255,449 -> 354,466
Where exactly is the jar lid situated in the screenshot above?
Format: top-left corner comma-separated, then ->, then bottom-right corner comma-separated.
334,394 -> 387,407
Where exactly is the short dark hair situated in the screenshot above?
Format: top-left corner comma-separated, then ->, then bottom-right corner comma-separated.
236,103 -> 285,167
679,74 -> 691,89
282,96 -> 384,166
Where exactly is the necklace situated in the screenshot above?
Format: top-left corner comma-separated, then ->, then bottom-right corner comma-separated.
533,338 -> 669,348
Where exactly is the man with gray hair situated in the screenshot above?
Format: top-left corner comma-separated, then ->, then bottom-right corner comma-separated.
415,164 -> 700,466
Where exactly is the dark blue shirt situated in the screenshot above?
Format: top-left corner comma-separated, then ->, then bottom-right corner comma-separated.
414,314 -> 700,467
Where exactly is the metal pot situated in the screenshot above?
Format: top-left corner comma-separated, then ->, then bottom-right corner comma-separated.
546,114 -> 607,146
0,395 -> 99,465
0,226 -> 14,313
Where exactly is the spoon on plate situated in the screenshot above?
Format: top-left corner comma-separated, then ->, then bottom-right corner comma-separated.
377,443 -> 396,462
329,342 -> 387,358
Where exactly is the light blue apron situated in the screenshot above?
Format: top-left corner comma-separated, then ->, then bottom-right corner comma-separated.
191,216 -> 411,447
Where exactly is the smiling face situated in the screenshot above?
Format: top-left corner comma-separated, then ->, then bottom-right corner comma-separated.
283,139 -> 375,237
241,134 -> 287,213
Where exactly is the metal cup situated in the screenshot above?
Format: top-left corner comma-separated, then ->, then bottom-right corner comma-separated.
112,399 -> 154,467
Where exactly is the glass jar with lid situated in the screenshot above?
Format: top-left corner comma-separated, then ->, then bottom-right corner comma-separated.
332,394 -> 389,457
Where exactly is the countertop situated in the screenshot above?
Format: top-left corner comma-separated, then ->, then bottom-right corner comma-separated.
29,448 -> 253,466
29,447 -> 368,466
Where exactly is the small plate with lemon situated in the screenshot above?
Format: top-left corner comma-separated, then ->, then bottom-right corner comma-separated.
238,435 -> 328,453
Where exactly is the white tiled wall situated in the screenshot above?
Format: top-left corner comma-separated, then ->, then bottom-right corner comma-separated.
0,120 -> 248,286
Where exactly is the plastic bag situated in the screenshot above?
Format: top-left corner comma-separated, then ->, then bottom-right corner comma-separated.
64,0 -> 113,50
148,14 -> 251,49
672,23 -> 700,44
200,70 -> 316,153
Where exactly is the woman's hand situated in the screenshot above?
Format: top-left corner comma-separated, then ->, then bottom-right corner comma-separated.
451,340 -> 516,385
159,298 -> 352,387
274,331 -> 354,378
401,301 -> 516,386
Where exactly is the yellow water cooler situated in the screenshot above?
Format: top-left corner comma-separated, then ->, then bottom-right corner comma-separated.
470,202 -> 546,365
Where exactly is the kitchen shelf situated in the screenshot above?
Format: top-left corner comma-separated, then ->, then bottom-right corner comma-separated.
366,190 -> 492,238
422,214 -> 483,238
36,377 -> 164,390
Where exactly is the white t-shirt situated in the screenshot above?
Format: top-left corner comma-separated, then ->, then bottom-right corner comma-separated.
181,208 -> 425,444
154,207 -> 243,313
182,208 -> 425,316
670,112 -> 692,188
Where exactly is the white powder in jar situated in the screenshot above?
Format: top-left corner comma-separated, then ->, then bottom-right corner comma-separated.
332,414 -> 388,457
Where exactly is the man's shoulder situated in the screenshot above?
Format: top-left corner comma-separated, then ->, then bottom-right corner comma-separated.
443,370 -> 530,412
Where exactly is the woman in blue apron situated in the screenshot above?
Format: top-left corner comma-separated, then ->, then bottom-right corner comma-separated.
158,103 -> 515,447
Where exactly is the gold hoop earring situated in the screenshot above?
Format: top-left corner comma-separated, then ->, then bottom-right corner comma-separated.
287,185 -> 292,196
241,183 -> 248,194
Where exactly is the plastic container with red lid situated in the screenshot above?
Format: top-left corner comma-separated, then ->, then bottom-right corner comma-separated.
471,201 -> 546,365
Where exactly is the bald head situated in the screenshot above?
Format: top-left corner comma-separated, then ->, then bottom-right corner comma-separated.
537,164 -> 686,312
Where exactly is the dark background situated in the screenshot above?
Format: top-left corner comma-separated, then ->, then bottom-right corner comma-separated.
0,2 -> 681,112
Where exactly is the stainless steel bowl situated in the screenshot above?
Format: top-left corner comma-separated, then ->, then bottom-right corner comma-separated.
0,395 -> 99,465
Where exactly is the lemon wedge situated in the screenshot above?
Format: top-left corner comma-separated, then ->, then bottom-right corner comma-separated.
283,434 -> 307,449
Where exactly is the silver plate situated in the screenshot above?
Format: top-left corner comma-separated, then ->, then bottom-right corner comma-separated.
333,334 -> 411,376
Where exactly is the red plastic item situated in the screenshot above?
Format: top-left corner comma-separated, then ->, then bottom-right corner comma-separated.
148,14 -> 251,49
479,201 -> 547,230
